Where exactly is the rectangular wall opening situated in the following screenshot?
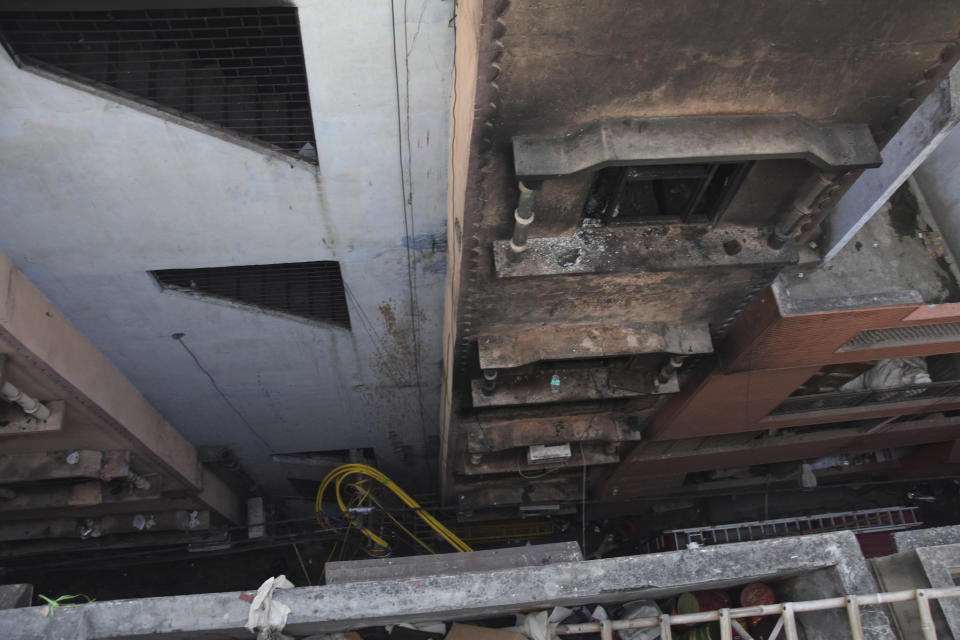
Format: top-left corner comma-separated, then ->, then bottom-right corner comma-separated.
151,261 -> 351,329
0,7 -> 317,161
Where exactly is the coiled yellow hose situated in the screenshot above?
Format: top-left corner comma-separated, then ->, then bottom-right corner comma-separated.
315,463 -> 472,554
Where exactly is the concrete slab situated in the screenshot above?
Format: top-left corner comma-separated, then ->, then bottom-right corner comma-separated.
325,542 -> 583,584
0,531 -> 893,640
913,543 -> 960,638
777,200 -> 955,314
895,525 -> 960,552
476,323 -> 712,370
825,62 -> 960,260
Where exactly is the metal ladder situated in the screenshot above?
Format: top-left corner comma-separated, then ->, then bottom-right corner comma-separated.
661,505 -> 920,550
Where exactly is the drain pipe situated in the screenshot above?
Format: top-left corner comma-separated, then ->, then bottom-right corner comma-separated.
768,171 -> 836,249
509,182 -> 538,259
1,380 -> 51,421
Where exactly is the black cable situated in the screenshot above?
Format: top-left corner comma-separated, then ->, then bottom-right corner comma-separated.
174,335 -> 274,451
7,474 -> 959,573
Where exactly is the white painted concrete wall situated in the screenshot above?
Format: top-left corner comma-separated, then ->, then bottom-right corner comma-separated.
0,0 -> 455,495
913,124 -> 960,271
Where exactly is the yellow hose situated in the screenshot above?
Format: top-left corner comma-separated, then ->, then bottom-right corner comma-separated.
316,464 -> 472,553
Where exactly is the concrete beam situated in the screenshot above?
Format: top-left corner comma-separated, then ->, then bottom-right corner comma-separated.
455,476 -> 582,510
477,323 -> 712,370
0,450 -> 129,483
0,509 -> 209,542
456,443 -> 619,475
325,542 -> 583,584
604,413 -> 960,498
0,532 -> 890,640
512,115 -> 882,180
824,63 -> 960,260
0,530 -> 229,560
494,224 -> 796,278
0,400 -> 64,437
0,477 -> 161,514
467,412 -> 647,453
0,253 -> 204,489
0,481 -> 102,512
471,367 -> 676,408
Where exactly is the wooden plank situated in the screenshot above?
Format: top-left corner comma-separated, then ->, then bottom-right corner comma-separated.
477,323 -> 712,369
457,443 -> 619,475
467,411 -> 647,453
0,481 -> 102,512
825,62 -> 960,260
0,253 -> 203,490
472,367 -> 678,408
0,509 -> 209,542
455,475 -> 582,509
0,450 -> 119,483
0,474 -> 166,514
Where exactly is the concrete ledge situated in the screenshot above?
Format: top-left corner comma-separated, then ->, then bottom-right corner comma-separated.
494,225 -> 797,279
894,525 -> 960,552
325,542 -> 584,584
0,531 -> 892,640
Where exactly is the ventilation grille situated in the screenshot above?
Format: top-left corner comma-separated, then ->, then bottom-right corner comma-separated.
839,323 -> 960,351
768,379 -> 960,416
0,8 -> 316,160
152,261 -> 350,329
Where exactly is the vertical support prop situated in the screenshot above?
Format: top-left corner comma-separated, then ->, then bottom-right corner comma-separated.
600,620 -> 613,640
509,182 -> 538,258
719,608 -> 733,640
917,589 -> 938,640
782,602 -> 799,640
730,620 -> 755,640
659,614 -> 673,640
846,595 -> 864,640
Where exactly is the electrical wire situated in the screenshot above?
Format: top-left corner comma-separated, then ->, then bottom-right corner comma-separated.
348,482 -> 437,555
316,464 -> 472,554
10,474 -> 960,574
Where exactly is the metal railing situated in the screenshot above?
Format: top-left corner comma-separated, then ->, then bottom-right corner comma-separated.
770,380 -> 960,416
554,586 -> 960,640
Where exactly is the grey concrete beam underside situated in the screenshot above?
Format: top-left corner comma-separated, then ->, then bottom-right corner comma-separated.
0,531 -> 892,640
825,62 -> 960,260
511,115 -> 882,180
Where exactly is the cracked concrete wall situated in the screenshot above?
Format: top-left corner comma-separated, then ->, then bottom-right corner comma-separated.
0,0 -> 456,495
